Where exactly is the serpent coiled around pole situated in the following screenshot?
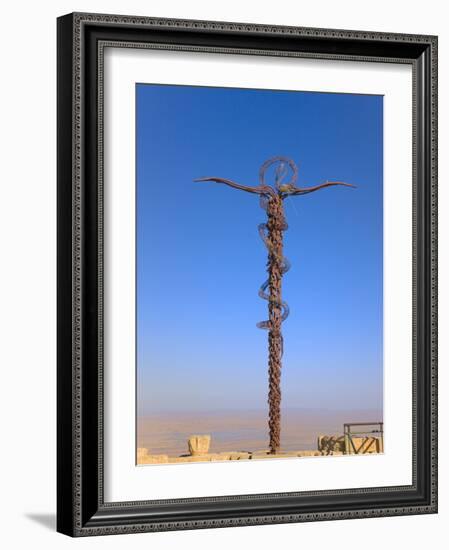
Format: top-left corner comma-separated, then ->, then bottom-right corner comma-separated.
194,156 -> 354,455
256,202 -> 291,343
256,157 -> 296,341
255,157 -> 297,453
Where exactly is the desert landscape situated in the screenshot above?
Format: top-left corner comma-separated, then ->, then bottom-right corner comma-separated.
137,408 -> 383,464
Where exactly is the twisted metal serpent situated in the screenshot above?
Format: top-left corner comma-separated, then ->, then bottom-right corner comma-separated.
194,157 -> 354,454
256,159 -> 294,335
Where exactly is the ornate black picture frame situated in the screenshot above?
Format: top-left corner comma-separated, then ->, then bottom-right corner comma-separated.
57,12 -> 438,536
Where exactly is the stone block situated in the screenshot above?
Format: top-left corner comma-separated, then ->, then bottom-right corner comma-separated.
188,434 -> 211,456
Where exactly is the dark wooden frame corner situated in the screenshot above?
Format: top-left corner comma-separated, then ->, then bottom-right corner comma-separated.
57,12 -> 438,537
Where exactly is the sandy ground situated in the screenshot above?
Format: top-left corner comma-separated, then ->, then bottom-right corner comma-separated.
137,408 -> 382,456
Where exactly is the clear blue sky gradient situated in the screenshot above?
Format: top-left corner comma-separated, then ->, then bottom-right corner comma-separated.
136,84 -> 383,415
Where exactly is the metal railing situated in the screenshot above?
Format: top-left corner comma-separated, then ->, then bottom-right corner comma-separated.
343,422 -> 384,454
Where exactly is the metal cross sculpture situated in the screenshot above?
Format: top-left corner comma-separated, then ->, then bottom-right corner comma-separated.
194,156 -> 355,454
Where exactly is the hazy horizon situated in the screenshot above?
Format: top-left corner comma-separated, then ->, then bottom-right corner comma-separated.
138,407 -> 383,456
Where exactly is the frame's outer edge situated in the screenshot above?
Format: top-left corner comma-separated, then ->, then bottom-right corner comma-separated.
413,39 -> 438,515
428,36 -> 438,513
57,13 -> 76,537
56,11 -> 438,537
75,10 -> 437,43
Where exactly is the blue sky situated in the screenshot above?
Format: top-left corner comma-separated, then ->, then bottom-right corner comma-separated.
136,84 -> 383,415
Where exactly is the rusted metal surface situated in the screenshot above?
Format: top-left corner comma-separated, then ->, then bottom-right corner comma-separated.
194,157 -> 354,454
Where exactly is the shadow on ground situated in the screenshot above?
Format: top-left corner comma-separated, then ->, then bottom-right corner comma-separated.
25,513 -> 56,531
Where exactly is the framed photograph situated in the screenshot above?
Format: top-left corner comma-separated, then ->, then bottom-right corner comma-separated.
57,12 -> 438,536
